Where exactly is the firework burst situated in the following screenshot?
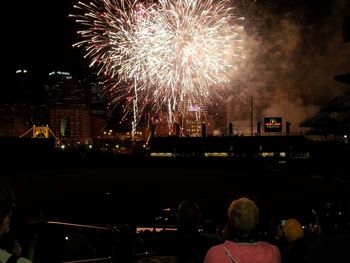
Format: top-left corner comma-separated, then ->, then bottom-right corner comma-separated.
72,0 -> 244,132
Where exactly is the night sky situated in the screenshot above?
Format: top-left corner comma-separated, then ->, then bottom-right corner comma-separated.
1,1 -> 83,79
0,0 -> 340,70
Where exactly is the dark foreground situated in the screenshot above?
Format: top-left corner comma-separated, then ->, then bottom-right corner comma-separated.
1,154 -> 349,228
0,137 -> 349,263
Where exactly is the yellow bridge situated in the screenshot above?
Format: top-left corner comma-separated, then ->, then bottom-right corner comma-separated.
19,125 -> 62,146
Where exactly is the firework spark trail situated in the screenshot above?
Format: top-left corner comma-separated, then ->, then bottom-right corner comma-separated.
72,0 -> 245,129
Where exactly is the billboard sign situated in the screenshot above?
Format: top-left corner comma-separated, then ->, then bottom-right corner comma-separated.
264,117 -> 282,132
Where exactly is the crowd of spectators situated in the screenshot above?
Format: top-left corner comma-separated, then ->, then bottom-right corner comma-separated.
0,178 -> 349,263
135,197 -> 350,263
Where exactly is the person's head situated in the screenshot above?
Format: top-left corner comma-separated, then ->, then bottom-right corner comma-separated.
176,200 -> 201,229
225,197 -> 259,239
316,203 -> 347,236
283,219 -> 304,243
0,180 -> 15,238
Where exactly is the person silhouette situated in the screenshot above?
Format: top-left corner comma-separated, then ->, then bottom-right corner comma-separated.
0,180 -> 31,263
176,199 -> 222,263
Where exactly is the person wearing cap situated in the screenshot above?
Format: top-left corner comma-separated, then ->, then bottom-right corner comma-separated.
0,180 -> 32,263
204,197 -> 281,263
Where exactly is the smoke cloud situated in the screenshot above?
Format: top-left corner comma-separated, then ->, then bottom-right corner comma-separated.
229,0 -> 350,132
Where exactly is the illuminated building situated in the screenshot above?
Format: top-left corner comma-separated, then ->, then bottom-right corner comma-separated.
149,100 -> 214,137
178,101 -> 212,137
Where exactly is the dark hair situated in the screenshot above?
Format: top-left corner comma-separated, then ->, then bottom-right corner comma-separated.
0,180 -> 15,222
177,200 -> 201,227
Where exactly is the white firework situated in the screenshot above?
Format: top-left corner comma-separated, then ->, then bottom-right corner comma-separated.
72,0 -> 245,131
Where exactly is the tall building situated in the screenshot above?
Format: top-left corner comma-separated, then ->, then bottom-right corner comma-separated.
14,69 -> 32,105
178,100 -> 212,136
226,95 -> 254,135
10,69 -> 49,126
46,71 -> 92,145
207,101 -> 227,135
85,76 -> 107,138
50,106 -> 91,145
45,71 -> 87,106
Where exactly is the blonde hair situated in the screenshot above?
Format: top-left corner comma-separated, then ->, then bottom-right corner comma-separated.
227,197 -> 259,237
283,219 -> 304,242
